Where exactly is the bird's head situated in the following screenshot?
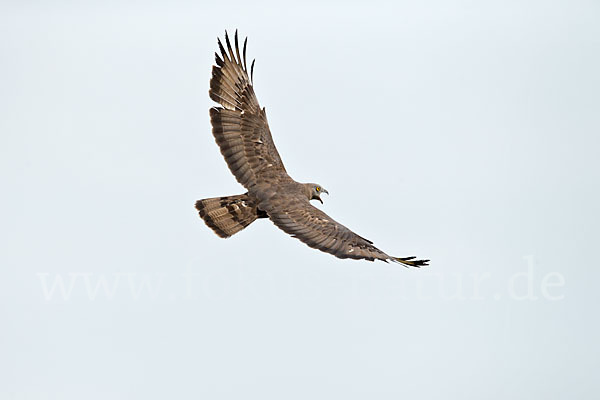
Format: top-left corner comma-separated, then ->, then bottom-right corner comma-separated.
305,183 -> 329,204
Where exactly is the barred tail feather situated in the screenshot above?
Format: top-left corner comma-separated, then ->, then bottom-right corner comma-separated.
195,193 -> 262,238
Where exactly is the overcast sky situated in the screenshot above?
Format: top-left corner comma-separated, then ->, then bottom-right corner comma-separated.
1,1 -> 599,399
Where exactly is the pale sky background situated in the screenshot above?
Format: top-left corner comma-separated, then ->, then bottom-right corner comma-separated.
1,1 -> 599,399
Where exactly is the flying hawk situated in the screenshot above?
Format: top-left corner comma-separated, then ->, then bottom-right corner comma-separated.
196,31 -> 429,267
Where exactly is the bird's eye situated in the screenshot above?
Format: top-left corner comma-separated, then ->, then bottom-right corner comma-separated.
316,187 -> 320,192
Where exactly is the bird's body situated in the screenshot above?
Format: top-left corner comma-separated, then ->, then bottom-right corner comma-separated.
196,31 -> 428,267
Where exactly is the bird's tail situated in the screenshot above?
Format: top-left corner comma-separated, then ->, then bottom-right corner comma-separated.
195,193 -> 265,238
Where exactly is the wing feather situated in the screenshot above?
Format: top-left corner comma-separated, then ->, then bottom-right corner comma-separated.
262,195 -> 429,266
209,31 -> 288,189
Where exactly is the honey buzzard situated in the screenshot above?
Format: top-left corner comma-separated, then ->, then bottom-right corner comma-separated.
196,31 -> 428,267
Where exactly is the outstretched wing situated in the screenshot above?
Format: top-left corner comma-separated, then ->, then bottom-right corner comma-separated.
209,31 -> 289,189
261,194 -> 429,266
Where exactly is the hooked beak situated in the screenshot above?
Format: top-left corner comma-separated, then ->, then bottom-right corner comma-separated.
318,189 -> 329,203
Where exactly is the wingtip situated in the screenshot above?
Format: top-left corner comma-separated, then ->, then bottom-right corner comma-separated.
217,37 -> 226,57
242,36 -> 248,71
390,256 -> 430,268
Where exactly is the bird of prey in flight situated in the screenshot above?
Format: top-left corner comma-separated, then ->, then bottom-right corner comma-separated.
195,31 -> 428,267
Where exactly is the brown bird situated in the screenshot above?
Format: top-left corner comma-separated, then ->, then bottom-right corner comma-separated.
196,31 -> 429,267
